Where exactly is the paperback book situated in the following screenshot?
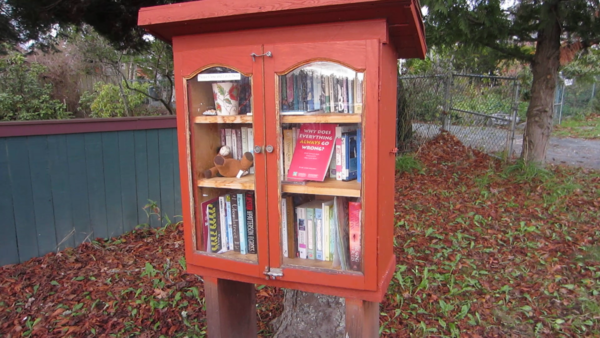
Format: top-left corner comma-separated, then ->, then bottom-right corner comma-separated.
287,123 -> 337,182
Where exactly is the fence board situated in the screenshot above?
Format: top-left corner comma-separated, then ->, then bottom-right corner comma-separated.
146,130 -> 161,228
158,129 -> 175,225
27,136 -> 58,255
119,131 -> 138,232
7,138 -> 39,262
0,138 -> 19,265
102,132 -> 124,238
85,133 -> 108,239
48,135 -> 75,251
134,130 -> 150,225
66,134 -> 92,244
173,132 -> 182,221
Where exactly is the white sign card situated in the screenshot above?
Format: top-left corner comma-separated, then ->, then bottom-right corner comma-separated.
197,73 -> 242,82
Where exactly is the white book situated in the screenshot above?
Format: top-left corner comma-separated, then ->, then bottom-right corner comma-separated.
218,196 -> 228,253
314,75 -> 321,110
231,130 -> 238,159
225,129 -> 233,156
322,200 -> 334,261
225,195 -> 234,251
297,207 -> 307,259
241,127 -> 249,154
247,128 -> 255,174
281,198 -> 289,258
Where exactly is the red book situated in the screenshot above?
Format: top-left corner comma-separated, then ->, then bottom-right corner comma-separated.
348,201 -> 362,271
287,123 -> 337,182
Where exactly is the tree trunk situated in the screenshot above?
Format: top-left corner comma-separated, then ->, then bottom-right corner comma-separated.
271,290 -> 346,338
521,2 -> 561,164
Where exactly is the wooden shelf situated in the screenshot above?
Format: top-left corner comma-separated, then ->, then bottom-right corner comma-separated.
282,178 -> 360,197
282,257 -> 363,275
197,175 -> 255,190
202,250 -> 258,264
194,115 -> 253,124
281,113 -> 361,124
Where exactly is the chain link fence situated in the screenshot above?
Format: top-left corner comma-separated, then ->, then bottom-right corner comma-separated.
398,73 -> 520,158
554,76 -> 598,124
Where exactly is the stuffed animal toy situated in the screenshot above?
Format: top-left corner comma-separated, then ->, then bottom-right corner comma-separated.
204,145 -> 254,179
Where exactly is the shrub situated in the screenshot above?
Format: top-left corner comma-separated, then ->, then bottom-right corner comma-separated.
81,81 -> 151,118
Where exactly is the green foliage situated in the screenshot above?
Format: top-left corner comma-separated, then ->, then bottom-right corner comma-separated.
0,53 -> 71,121
82,81 -> 151,118
395,154 -> 423,173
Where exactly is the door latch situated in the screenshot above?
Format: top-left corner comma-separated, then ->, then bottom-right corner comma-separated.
263,267 -> 284,280
251,51 -> 272,62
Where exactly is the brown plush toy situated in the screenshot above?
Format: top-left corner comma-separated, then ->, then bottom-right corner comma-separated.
204,145 -> 254,179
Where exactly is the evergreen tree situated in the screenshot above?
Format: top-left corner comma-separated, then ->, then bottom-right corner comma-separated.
422,0 -> 600,164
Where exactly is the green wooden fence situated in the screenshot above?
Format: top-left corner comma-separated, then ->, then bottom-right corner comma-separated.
0,117 -> 181,266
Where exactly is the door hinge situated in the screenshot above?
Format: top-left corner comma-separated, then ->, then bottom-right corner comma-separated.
263,267 -> 284,280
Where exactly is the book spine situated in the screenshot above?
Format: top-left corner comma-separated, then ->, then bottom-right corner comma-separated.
287,73 -> 294,108
218,196 -> 227,253
225,195 -> 233,251
329,204 -> 335,261
281,198 -> 289,258
314,74 -> 321,110
357,129 -> 362,183
349,79 -> 354,114
208,201 -> 221,253
322,203 -> 330,261
307,71 -> 314,111
343,77 -> 349,113
297,207 -> 307,259
202,201 -> 209,252
345,132 -> 357,181
283,129 -> 294,180
306,208 -> 315,260
281,75 -> 288,111
324,76 -> 330,113
237,193 -> 247,255
231,194 -> 240,252
335,138 -> 343,180
245,192 -> 257,254
286,196 -> 297,258
293,74 -> 299,110
341,133 -> 347,180
241,127 -> 249,154
315,208 -> 323,261
329,144 -> 336,178
348,202 -> 362,271
231,129 -> 238,159
235,129 -> 242,160
247,128 -> 255,174
225,129 -> 233,154
355,74 -> 363,115
220,129 -> 226,146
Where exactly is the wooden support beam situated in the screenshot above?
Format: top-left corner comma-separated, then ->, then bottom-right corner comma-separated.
345,298 -> 380,338
204,277 -> 257,338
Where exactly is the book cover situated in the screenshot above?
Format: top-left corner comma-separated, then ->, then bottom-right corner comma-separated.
283,129 -> 294,181
247,128 -> 255,174
334,196 -> 350,270
357,128 -> 362,183
225,195 -> 234,251
343,131 -> 358,181
296,206 -> 307,259
315,208 -> 323,261
286,123 -> 337,182
231,193 -> 240,252
202,197 -> 221,254
322,200 -> 334,261
245,192 -> 257,254
218,196 -> 228,253
285,195 -> 297,258
237,193 -> 248,255
235,129 -> 243,160
348,201 -> 362,271
281,197 -> 289,258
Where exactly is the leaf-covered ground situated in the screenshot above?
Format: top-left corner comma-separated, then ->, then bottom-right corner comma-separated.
1,132 -> 599,337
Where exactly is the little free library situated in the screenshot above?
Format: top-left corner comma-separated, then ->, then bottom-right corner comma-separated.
138,0 -> 426,336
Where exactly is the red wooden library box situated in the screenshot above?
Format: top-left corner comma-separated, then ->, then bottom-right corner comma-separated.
139,0 -> 425,307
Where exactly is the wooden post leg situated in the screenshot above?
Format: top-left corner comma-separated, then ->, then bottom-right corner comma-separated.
345,298 -> 380,338
204,277 -> 257,338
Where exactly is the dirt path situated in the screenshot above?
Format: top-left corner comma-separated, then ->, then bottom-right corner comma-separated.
512,135 -> 600,170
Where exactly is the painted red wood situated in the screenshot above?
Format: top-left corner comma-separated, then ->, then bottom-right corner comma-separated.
0,116 -> 176,138
204,277 -> 257,338
345,298 -> 380,338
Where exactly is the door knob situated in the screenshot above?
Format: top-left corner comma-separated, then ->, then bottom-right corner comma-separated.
265,145 -> 274,153
254,146 -> 262,154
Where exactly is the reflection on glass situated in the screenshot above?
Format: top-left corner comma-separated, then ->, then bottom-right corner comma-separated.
187,67 -> 252,116
279,62 -> 364,115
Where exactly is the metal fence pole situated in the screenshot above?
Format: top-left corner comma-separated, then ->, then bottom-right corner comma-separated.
442,74 -> 451,131
558,83 -> 566,124
509,81 -> 520,159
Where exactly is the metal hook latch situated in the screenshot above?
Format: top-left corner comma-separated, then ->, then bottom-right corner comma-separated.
251,51 -> 272,62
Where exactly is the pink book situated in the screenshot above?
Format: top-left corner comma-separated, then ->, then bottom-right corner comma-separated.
287,123 -> 337,182
348,201 -> 362,271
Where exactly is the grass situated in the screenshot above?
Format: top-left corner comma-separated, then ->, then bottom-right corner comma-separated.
553,113 -> 600,139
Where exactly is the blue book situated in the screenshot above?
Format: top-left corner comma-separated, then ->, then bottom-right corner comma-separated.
357,128 -> 361,183
315,208 -> 323,261
343,131 -> 358,181
225,195 -> 233,251
237,193 -> 248,254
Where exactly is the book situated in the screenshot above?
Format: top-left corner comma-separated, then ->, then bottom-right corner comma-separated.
220,129 -> 226,147
334,196 -> 350,270
281,197 -> 289,258
247,128 -> 255,174
231,193 -> 240,252
335,125 -> 358,180
322,200 -> 334,261
343,131 -> 358,181
335,138 -> 343,180
348,201 -> 362,271
245,192 -> 257,254
202,197 -> 221,253
283,129 -> 294,181
218,196 -> 228,253
241,127 -> 249,154
296,206 -> 307,259
357,128 -> 362,183
306,207 -> 315,259
355,74 -> 363,114
235,129 -> 243,160
225,129 -> 233,156
231,129 -> 238,159
201,198 -> 210,251
328,201 -> 335,262
315,207 -> 323,260
225,195 -> 234,251
287,123 -> 337,182
237,193 -> 248,254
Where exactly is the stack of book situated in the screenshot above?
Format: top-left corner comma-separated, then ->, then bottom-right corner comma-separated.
281,195 -> 362,271
282,123 -> 361,183
201,191 -> 257,255
220,126 -> 254,173
280,70 -> 363,114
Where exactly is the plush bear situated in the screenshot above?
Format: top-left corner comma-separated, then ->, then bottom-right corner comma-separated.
204,145 -> 254,179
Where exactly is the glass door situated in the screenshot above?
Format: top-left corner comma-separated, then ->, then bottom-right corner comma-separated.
178,45 -> 268,279
263,41 -> 375,290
